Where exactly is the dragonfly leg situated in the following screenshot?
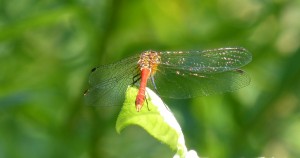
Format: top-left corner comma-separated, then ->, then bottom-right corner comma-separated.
145,86 -> 171,112
132,73 -> 141,85
149,75 -> 161,95
83,89 -> 89,96
145,96 -> 151,111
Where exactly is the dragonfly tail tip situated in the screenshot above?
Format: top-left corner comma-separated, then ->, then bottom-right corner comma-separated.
136,104 -> 142,112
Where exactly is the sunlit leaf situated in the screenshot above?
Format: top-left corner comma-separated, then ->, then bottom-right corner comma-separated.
116,86 -> 199,158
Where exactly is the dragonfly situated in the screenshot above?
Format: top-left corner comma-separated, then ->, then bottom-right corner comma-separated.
84,47 -> 252,112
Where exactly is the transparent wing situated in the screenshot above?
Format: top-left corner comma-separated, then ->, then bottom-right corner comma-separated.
159,47 -> 252,73
149,67 -> 250,98
84,55 -> 140,106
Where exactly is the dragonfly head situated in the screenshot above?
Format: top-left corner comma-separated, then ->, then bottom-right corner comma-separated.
138,50 -> 161,74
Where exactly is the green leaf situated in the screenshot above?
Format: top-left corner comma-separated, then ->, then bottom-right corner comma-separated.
116,86 -> 199,158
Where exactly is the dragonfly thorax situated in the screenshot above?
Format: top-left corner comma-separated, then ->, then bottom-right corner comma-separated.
138,51 -> 161,73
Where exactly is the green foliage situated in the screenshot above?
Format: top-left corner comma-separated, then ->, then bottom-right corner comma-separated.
116,87 -> 179,151
116,86 -> 199,158
1,0 -> 300,158
116,87 -> 182,154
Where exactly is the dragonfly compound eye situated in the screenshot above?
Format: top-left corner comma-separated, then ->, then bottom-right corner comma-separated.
138,51 -> 161,72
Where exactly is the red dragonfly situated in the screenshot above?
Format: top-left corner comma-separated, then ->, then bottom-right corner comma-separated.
84,47 -> 252,112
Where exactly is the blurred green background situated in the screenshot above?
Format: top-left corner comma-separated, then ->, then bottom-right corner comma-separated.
1,0 -> 300,157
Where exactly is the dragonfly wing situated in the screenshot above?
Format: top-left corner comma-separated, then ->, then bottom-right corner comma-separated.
159,47 -> 252,73
84,55 -> 140,106
149,67 -> 250,98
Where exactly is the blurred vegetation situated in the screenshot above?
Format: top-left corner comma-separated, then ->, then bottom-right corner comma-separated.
1,0 -> 300,158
